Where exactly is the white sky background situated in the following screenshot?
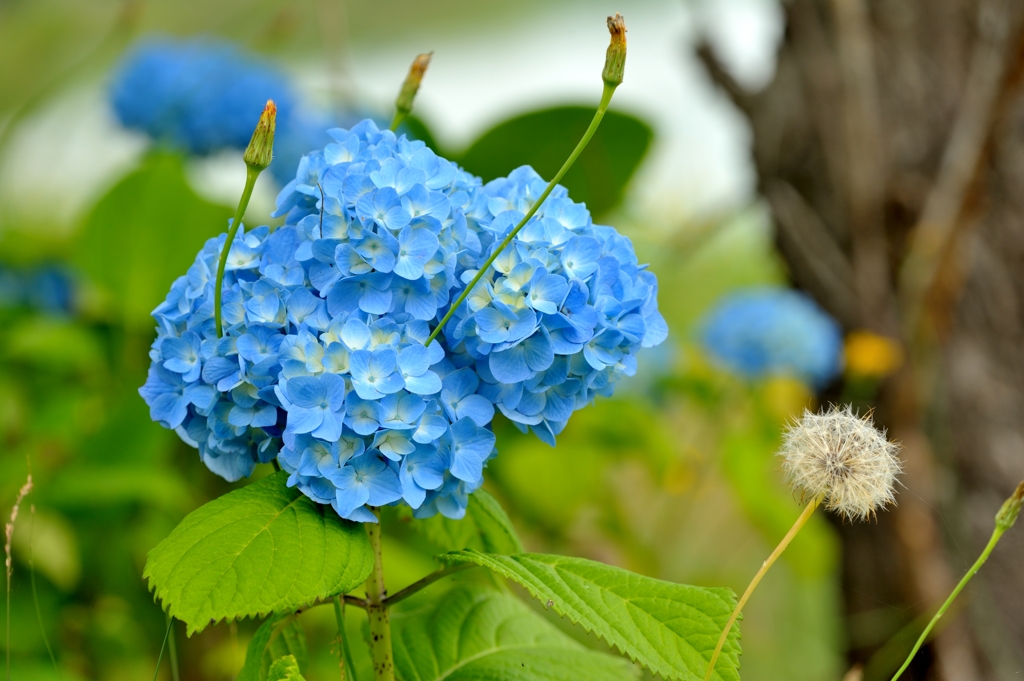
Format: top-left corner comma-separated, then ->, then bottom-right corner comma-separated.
337,0 -> 782,224
0,0 -> 782,230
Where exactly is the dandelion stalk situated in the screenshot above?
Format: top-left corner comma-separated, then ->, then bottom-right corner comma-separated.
214,100 -> 276,337
364,509 -> 394,681
425,13 -> 627,345
390,53 -> 432,132
704,495 -> 822,681
705,405 -> 902,681
889,480 -> 1024,681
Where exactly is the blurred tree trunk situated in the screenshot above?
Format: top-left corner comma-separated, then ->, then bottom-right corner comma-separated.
698,1 -> 1024,678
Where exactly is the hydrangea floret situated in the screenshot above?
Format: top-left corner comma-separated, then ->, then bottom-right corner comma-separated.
140,119 -> 666,522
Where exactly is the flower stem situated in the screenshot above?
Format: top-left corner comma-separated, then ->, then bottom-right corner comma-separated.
703,495 -> 822,681
424,82 -> 617,346
888,524 -> 1004,680
334,596 -> 359,681
214,165 -> 260,337
364,510 -> 394,681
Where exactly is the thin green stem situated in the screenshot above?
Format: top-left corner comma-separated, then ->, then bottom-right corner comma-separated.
167,614 -> 179,681
214,165 -> 261,337
424,83 -> 617,346
29,507 -> 61,680
5,532 -> 9,681
704,495 -> 822,681
310,594 -> 367,611
389,111 -> 407,133
334,596 -> 359,681
889,526 -> 1005,680
383,564 -> 473,607
151,616 -> 172,681
364,511 -> 394,681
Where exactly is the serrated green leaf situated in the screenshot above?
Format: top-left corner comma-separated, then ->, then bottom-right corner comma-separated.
457,106 -> 652,218
144,472 -> 373,634
437,551 -> 741,681
413,489 -> 523,554
391,582 -> 637,681
266,655 -> 305,681
238,613 -> 308,681
74,150 -> 232,326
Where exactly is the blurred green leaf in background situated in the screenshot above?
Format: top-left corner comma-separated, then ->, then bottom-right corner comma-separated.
74,151 -> 232,326
458,106 -> 653,218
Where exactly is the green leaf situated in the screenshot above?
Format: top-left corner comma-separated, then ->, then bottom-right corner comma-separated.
264,617 -> 307,675
144,472 -> 373,634
457,106 -> 653,218
391,582 -> 638,681
412,489 -> 523,554
437,551 -> 741,681
266,655 -> 305,681
74,150 -> 233,326
238,614 -> 307,681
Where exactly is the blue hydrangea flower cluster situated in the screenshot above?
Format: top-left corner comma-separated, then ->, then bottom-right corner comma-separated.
141,119 -> 666,521
699,288 -> 842,387
111,38 -> 295,158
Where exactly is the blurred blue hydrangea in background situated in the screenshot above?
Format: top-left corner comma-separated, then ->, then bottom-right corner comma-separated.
140,119 -> 666,522
110,37 -> 369,185
111,38 -> 295,155
699,288 -> 842,388
0,263 -> 77,315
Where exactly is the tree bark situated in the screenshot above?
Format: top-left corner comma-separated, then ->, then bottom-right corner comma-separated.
698,0 -> 1024,677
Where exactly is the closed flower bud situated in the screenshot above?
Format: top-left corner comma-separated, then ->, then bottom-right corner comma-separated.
603,13 -> 626,87
779,405 -> 902,521
996,481 -> 1024,532
395,53 -> 432,117
243,100 -> 277,171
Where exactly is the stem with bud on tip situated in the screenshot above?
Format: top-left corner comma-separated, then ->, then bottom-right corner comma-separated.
425,14 -> 627,346
889,480 -> 1024,680
391,53 -> 432,132
214,100 -> 276,337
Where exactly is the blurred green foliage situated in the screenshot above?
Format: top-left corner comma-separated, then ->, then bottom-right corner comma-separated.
74,151 -> 232,327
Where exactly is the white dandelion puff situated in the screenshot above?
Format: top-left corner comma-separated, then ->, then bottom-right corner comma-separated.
779,404 -> 902,521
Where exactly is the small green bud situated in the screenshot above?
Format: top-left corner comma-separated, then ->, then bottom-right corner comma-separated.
395,53 -> 432,118
602,13 -> 626,88
996,480 -> 1024,532
243,100 -> 277,171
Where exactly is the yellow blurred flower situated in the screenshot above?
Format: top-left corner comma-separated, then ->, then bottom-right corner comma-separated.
844,331 -> 903,379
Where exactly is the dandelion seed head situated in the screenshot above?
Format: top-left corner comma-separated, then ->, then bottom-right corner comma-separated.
779,405 -> 901,521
